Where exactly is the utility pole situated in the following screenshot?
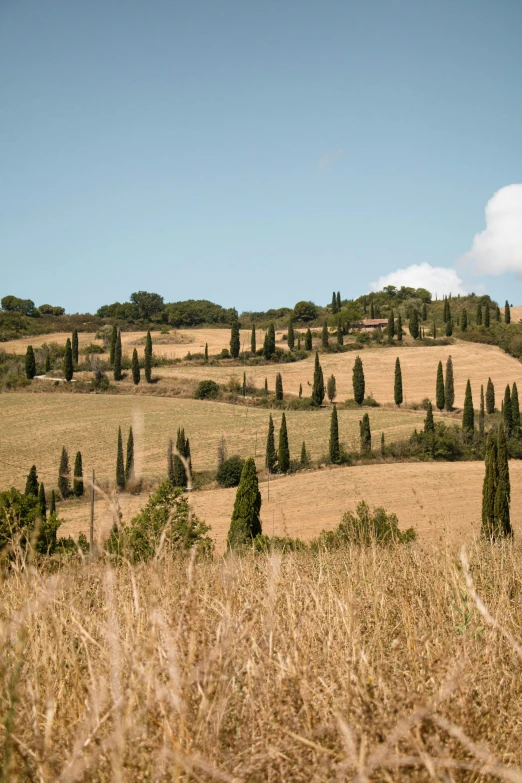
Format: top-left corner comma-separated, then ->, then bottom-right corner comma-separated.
89,469 -> 95,556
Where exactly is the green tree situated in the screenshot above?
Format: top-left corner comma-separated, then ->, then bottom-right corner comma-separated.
116,427 -> 125,490
304,328 -> 312,351
230,321 -> 241,358
144,330 -> 153,382
370,300 -> 375,319
227,458 -> 262,548
58,447 -> 71,499
495,304 -> 501,322
109,324 -> 118,367
125,427 -> 135,485
432,321 -> 437,339
381,432 -> 385,457
311,352 -> 325,406
486,377 -> 495,414
462,379 -> 474,433
73,451 -> 84,497
72,328 -> 79,364
275,372 -> 283,401
484,302 -> 490,328
287,320 -> 295,350
265,415 -> 277,472
251,323 -> 256,354
494,421 -> 512,538
336,291 -> 341,310
337,318 -> 343,346
298,383 -> 302,398
327,373 -> 337,403
113,330 -> 123,381
409,309 -> 419,339
359,413 -> 371,454
394,357 -> 403,407
444,356 -> 454,411
479,385 -> 485,437
129,291 -> 164,320
424,401 -> 435,434
242,372 -> 247,397
396,312 -> 403,342
352,355 -> 365,406
45,352 -> 52,373
443,298 -> 450,323
445,318 -> 453,337
38,482 -> 47,518
481,431 -> 497,540
511,382 -> 520,433
25,465 -> 39,497
204,343 -> 208,363
421,303 -> 427,321
387,309 -> 395,342
173,428 -> 191,488
505,300 -> 511,324
25,346 -> 37,380
264,377 -> 268,394
131,348 -> 140,385
300,441 -> 309,467
49,490 -> 56,516
322,321 -> 329,349
167,439 -> 174,484
503,385 -> 513,437
64,338 -> 73,382
329,405 -> 340,463
460,308 -> 468,332
297,334 -> 301,350
263,322 -> 276,359
331,291 -> 338,314
278,413 -> 290,473
476,303 -> 483,325
436,361 -> 445,411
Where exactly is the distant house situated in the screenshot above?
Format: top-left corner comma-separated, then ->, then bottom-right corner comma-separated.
358,318 -> 389,331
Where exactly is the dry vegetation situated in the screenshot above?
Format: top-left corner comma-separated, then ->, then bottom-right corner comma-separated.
2,542 -> 522,781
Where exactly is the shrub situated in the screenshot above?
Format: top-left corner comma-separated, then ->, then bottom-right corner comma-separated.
216,455 -> 245,487
312,501 -> 415,549
83,343 -> 105,354
194,379 -> 220,400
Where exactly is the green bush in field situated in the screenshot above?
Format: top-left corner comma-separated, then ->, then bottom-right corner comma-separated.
216,455 -> 245,487
194,379 -> 220,400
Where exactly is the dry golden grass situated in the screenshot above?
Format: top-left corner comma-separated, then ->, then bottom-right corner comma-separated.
2,543 -> 522,781
0,393 -> 439,491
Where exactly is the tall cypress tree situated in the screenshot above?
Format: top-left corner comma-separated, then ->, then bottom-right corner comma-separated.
336,291 -> 341,310
72,328 -> 79,364
265,414 -> 277,472
297,334 -> 301,350
495,304 -> 501,322
25,465 -> 39,497
263,323 -> 276,359
476,303 -> 483,325
278,413 -> 290,473
484,302 -> 490,327
173,427 -> 190,487
251,324 -> 256,354
394,357 -> 403,407
511,382 -> 520,433
304,328 -> 312,351
49,489 -> 56,516
116,427 -> 125,490
322,321 -> 329,349
436,361 -> 445,411
460,309 -> 468,331
494,421 -> 512,538
204,343 -> 208,363
38,482 -> 47,518
409,309 -> 419,339
352,355 -> 365,406
311,352 -> 325,406
396,312 -> 403,342
264,377 -> 268,395
503,385 -> 513,437
329,405 -> 340,463
481,430 -> 497,540
462,379 -> 474,433
505,301 -> 511,324
125,427 -> 135,485
287,320 -> 295,350
479,385 -> 485,437
167,439 -> 174,483
242,372 -> 247,397
331,292 -> 338,314
230,321 -> 241,358
445,318 -> 453,337
73,451 -> 84,497
337,318 -> 343,346
359,413 -> 371,454
424,401 -> 435,434
25,346 -> 36,379
443,298 -> 450,323
327,374 -> 336,403
387,309 -> 395,342
227,458 -> 262,549
58,446 -> 71,499
444,356 -> 454,411
300,441 -> 309,467
298,383 -> 302,399
109,324 -> 118,367
370,300 -> 375,319
381,431 -> 385,457
131,348 -> 140,385
486,378 -> 495,414
432,321 -> 437,339
275,372 -> 283,401
64,338 -> 73,382
113,330 -> 123,381
144,330 -> 153,382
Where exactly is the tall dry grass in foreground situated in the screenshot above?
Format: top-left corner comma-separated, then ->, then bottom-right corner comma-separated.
1,543 -> 522,782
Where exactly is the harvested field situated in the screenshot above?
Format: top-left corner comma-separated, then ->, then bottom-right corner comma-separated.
0,393 -> 437,491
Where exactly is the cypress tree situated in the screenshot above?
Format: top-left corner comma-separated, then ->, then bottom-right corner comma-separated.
331,291 -> 338,314
113,330 -> 122,381
431,321 -> 436,339
300,441 -> 309,467
359,413 -> 371,454
381,432 -> 385,457
73,451 -> 84,497
311,352 -> 325,406
64,338 -> 73,382
479,385 -> 485,437
173,427 -> 190,487
322,321 -> 329,349
387,309 -> 395,342
299,383 -> 302,399
265,415 -> 277,472
45,352 -> 52,373
445,318 -> 453,337
444,356 -> 454,411
204,343 -> 208,363
251,324 -> 256,354
25,346 -> 36,379
125,427 -> 135,485
49,490 -> 56,516
264,377 -> 268,394
116,427 -> 125,489
495,304 -> 501,322
511,383 -> 520,433
336,292 -> 341,310
227,458 -> 262,548
337,318 -> 343,346
38,482 -> 47,518
304,328 -> 312,351
58,446 -> 71,499
352,355 -> 365,406
462,379 -> 474,433
230,321 -> 241,358
476,303 -> 483,325
370,300 -> 375,319
167,438 -> 174,483
424,401 -> 435,433
327,374 -> 337,403
144,330 -> 153,382
263,323 -> 276,359
275,372 -> 283,401
109,324 -> 118,367
436,361 -> 445,411
396,312 -> 403,342
394,357 -> 403,407
242,372 -> 247,397
494,421 -> 512,538
443,298 -> 450,323
409,309 -> 419,339
131,348 -> 140,385
460,309 -> 468,332
297,334 -> 301,350
72,328 -> 79,364
287,320 -> 295,350
329,405 -> 340,463
421,303 -> 427,321
486,377 -> 495,414
505,301 -> 511,324
503,385 -> 513,437
25,465 -> 39,497
484,302 -> 490,327
481,430 -> 498,540
278,413 -> 290,473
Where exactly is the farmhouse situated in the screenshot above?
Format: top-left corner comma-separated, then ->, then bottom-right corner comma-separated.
358,318 -> 389,331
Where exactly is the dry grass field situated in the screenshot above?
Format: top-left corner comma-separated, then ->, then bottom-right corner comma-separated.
0,393 -> 437,492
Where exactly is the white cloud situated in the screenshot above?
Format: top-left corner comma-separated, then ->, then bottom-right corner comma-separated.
318,148 -> 342,170
459,184 -> 522,276
370,263 -> 467,298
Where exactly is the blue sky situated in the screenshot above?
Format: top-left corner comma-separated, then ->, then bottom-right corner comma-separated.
1,0 -> 521,313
